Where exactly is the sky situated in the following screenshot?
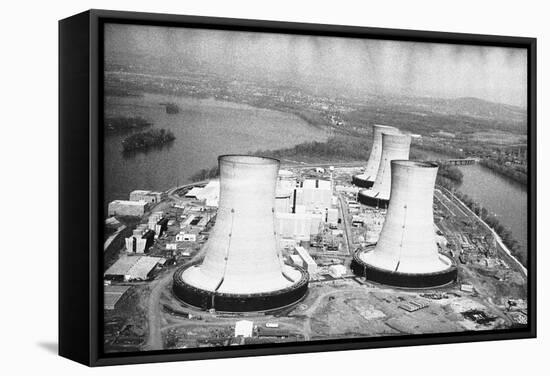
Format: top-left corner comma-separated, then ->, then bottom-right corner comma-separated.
105,23 -> 528,108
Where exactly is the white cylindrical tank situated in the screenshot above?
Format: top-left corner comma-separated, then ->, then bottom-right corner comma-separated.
358,132 -> 411,207
353,161 -> 456,287
352,124 -> 399,188
174,155 -> 308,311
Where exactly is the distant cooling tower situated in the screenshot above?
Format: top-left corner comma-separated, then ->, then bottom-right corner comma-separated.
358,132 -> 411,208
173,155 -> 308,312
352,161 -> 457,288
352,124 -> 399,188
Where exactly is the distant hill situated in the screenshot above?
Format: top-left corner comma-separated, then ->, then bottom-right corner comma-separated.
343,94 -> 527,135
410,96 -> 527,126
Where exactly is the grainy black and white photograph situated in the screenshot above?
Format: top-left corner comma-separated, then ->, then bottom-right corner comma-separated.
102,23 -> 529,354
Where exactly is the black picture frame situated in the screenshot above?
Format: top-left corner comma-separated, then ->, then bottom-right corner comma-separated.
59,9 -> 537,367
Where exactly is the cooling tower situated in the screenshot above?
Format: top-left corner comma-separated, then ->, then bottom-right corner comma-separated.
352,124 -> 400,188
173,155 -> 308,312
358,132 -> 411,208
352,161 -> 457,288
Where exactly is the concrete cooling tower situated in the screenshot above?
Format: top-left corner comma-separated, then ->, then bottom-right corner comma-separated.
352,124 -> 399,188
352,161 -> 457,288
358,132 -> 411,208
173,155 -> 308,312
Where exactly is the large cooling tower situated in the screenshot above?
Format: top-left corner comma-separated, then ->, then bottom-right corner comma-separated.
352,161 -> 457,288
358,132 -> 411,208
352,124 -> 399,188
173,155 -> 308,312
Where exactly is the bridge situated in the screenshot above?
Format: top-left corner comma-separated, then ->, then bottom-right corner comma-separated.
430,158 -> 479,166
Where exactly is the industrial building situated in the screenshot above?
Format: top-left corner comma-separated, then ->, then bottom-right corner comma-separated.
129,190 -> 164,204
148,211 -> 169,238
104,285 -> 130,310
107,200 -> 148,217
124,224 -> 155,253
294,246 -> 318,275
276,212 -> 323,241
358,132 -> 411,208
352,124 -> 399,188
175,228 -> 200,242
234,320 -> 254,338
352,161 -> 457,288
273,176 -> 338,242
104,255 -> 166,281
294,179 -> 332,212
173,155 -> 308,312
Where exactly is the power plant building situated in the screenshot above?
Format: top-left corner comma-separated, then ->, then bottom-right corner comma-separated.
173,155 -> 308,312
358,132 -> 411,208
294,179 -> 332,212
352,161 -> 457,288
352,124 -> 399,188
294,246 -> 318,275
108,200 -> 148,217
129,190 -> 164,204
125,224 -> 155,253
276,212 -> 323,241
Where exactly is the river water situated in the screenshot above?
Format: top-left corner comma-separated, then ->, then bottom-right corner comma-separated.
103,93 -> 328,209
103,94 -> 527,262
417,150 -> 528,260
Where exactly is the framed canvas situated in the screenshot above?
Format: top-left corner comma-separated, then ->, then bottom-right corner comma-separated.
59,9 -> 536,366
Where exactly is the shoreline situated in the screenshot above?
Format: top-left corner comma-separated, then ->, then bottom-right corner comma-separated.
439,186 -> 527,277
114,90 -> 332,132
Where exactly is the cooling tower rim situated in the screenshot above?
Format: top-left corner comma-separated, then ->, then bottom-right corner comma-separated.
391,160 -> 439,169
381,132 -> 412,141
354,244 -> 457,268
352,174 -> 375,188
173,262 -> 309,312
373,124 -> 400,132
357,189 -> 390,208
351,246 -> 458,289
218,154 -> 280,166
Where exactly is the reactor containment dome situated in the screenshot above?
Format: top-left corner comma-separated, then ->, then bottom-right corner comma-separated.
358,132 -> 411,208
173,155 -> 308,312
352,160 -> 457,288
352,124 -> 400,188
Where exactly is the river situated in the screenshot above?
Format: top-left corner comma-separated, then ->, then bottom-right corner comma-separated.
103,93 -> 328,211
417,149 -> 528,261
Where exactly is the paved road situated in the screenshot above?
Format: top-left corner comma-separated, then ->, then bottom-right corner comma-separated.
338,193 -> 353,256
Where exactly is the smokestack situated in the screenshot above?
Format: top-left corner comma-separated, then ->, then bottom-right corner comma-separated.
173,155 -> 308,312
352,124 -> 399,188
352,161 -> 457,288
358,132 -> 411,208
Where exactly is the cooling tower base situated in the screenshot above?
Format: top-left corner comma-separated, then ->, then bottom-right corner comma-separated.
357,190 -> 389,209
351,248 -> 458,289
351,175 -> 374,188
173,264 -> 309,312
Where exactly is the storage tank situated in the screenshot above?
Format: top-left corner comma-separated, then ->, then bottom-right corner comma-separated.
173,155 -> 308,311
358,132 -> 411,208
352,160 -> 457,288
352,124 -> 399,188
